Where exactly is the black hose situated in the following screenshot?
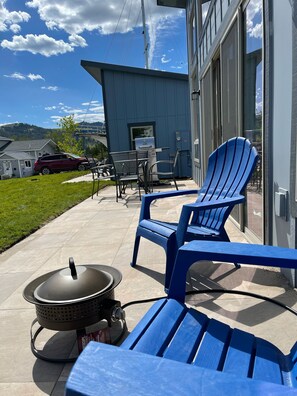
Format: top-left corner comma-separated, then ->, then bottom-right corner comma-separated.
122,288 -> 297,317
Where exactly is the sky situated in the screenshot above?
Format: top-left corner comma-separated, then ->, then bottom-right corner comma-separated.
0,0 -> 187,128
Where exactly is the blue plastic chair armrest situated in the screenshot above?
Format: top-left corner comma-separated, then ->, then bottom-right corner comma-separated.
183,195 -> 245,211
168,241 -> 297,302
65,341 -> 293,396
140,189 -> 198,220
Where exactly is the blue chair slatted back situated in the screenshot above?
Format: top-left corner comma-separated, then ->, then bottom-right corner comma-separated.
191,137 -> 258,231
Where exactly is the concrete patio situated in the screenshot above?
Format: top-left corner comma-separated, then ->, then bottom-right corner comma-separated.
1,179 -> 297,395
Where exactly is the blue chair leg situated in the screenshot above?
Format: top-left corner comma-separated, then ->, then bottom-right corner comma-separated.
164,241 -> 178,292
221,230 -> 240,269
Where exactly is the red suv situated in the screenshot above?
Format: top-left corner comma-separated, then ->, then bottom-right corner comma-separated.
34,153 -> 89,175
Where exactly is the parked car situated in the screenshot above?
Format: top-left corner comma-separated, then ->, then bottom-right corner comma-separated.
34,153 -> 89,175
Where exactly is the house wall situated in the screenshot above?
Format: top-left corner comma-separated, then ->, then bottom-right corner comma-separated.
182,0 -> 297,284
0,157 -> 34,178
9,160 -> 21,178
102,69 -> 192,177
270,0 -> 296,284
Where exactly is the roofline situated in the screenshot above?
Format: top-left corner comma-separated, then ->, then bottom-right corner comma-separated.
0,136 -> 13,141
4,139 -> 58,151
38,139 -> 58,151
81,60 -> 188,86
157,0 -> 186,9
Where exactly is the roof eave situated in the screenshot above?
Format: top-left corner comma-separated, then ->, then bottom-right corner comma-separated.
81,60 -> 188,86
157,0 -> 186,9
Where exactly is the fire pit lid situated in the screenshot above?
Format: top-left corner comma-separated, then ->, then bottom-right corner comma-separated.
33,257 -> 113,304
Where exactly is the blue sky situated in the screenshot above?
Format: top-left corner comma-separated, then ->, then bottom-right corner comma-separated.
0,0 -> 187,128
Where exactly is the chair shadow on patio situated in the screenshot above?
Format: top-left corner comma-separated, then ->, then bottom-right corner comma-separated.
132,252 -> 297,335
185,260 -> 297,331
133,264 -> 165,286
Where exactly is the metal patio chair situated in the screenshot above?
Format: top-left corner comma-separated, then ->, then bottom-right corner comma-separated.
110,150 -> 148,202
148,149 -> 179,192
89,160 -> 114,199
131,137 -> 259,290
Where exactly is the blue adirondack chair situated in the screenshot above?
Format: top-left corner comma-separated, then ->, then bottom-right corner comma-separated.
66,242 -> 297,395
131,137 -> 259,290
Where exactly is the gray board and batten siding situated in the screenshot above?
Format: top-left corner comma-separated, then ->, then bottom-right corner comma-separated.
81,61 -> 191,177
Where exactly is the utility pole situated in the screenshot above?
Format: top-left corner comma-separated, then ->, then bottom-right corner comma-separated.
141,0 -> 149,69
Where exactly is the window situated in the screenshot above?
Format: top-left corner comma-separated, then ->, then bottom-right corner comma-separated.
189,8 -> 197,62
129,123 -> 155,150
25,160 -> 31,167
201,1 -> 211,26
192,71 -> 200,164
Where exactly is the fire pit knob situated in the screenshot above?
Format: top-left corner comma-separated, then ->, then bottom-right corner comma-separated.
111,306 -> 126,322
69,257 -> 77,279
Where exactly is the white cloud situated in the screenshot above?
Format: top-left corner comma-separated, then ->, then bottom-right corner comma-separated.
161,54 -> 171,64
1,34 -> 74,56
27,73 -> 44,81
62,108 -> 85,114
4,72 -> 26,80
0,0 -> 31,32
82,100 -> 99,106
249,22 -> 262,39
89,105 -> 104,113
3,71 -> 45,81
47,101 -> 105,124
246,0 -> 262,39
10,23 -> 21,33
69,34 -> 87,48
74,112 -> 105,123
25,0 -> 184,65
41,85 -> 59,91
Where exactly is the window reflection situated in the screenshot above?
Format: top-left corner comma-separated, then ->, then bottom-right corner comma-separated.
202,1 -> 211,25
243,0 -> 263,241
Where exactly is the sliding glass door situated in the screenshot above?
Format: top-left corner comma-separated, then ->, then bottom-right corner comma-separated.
243,0 -> 263,241
221,19 -> 240,224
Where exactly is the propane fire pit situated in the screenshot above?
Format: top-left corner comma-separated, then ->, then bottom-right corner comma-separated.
23,258 -> 124,362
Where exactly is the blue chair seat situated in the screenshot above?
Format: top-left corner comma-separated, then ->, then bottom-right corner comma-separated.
66,242 -> 297,395
121,298 -> 297,387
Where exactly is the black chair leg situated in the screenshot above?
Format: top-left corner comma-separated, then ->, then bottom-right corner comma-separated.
131,235 -> 141,267
173,177 -> 178,190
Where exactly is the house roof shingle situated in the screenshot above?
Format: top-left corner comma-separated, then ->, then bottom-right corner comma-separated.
0,152 -> 35,160
4,139 -> 57,151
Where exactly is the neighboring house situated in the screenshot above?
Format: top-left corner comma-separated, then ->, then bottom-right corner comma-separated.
3,139 -> 57,160
81,61 -> 192,178
158,0 -> 297,285
0,136 -> 13,151
0,152 -> 35,178
0,139 -> 58,178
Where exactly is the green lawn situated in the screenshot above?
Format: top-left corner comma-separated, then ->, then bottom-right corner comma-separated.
0,172 -> 113,253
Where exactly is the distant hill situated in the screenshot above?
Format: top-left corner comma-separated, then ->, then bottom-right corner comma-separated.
0,122 -> 104,141
0,123 -> 55,141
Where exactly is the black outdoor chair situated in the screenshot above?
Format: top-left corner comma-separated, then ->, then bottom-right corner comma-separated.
148,150 -> 179,192
110,150 -> 148,202
86,157 -> 114,199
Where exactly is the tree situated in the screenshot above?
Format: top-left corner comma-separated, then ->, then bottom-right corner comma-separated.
47,115 -> 84,155
85,142 -> 108,161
